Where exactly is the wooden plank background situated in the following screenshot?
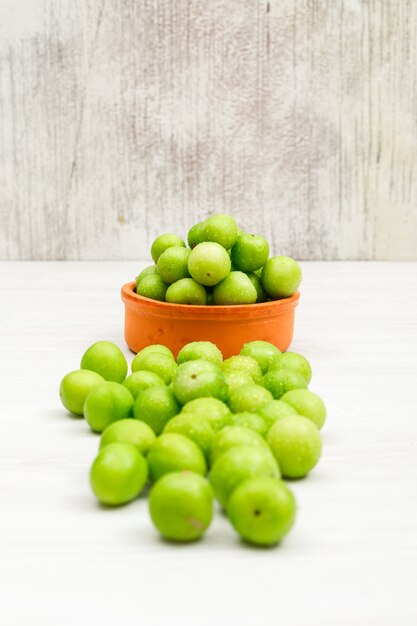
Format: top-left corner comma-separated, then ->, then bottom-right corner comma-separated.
1,0 -> 416,261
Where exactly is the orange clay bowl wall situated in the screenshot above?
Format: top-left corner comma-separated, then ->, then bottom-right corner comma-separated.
121,282 -> 300,359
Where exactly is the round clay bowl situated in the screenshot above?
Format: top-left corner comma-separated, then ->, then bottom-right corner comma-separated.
121,282 -> 300,359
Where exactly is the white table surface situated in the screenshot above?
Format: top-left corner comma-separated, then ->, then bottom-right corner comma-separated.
1,261 -> 416,626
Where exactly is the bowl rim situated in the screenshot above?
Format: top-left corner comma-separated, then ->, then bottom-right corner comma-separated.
121,282 -> 299,320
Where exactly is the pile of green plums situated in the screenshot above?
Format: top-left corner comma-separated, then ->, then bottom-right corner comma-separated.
60,339 -> 326,547
134,213 -> 302,305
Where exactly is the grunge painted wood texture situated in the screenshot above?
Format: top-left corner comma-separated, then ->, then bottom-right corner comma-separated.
1,0 -> 416,260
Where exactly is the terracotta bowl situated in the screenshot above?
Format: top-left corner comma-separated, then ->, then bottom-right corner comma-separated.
121,282 -> 300,359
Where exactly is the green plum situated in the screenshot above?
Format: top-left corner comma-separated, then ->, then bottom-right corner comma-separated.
165,278 -> 207,305
131,352 -> 178,385
240,340 -> 281,374
269,352 -> 312,384
90,442 -> 148,506
230,233 -> 269,272
188,242 -> 231,286
84,382 -> 134,433
135,265 -> 158,290
262,368 -> 307,399
247,272 -> 267,303
221,355 -> 263,384
151,234 -> 186,264
229,412 -> 268,436
187,221 -> 207,248
149,471 -> 213,541
257,399 -> 298,430
136,274 -> 168,301
202,214 -> 238,249
172,360 -> 228,405
213,271 -> 257,305
181,397 -> 231,431
261,256 -> 302,299
227,477 -> 296,546
147,433 -> 207,481
267,415 -> 322,478
163,413 -> 215,457
123,371 -> 166,400
133,386 -> 180,435
132,344 -> 174,364
281,389 -> 326,429
81,341 -> 128,383
223,370 -> 254,391
177,341 -> 223,367
209,426 -> 269,466
99,419 -> 156,456
59,369 -> 104,416
209,445 -> 280,508
228,383 -> 272,414
156,247 -> 191,284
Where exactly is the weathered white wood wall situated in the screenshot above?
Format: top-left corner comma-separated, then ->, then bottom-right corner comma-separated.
1,0 -> 416,260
